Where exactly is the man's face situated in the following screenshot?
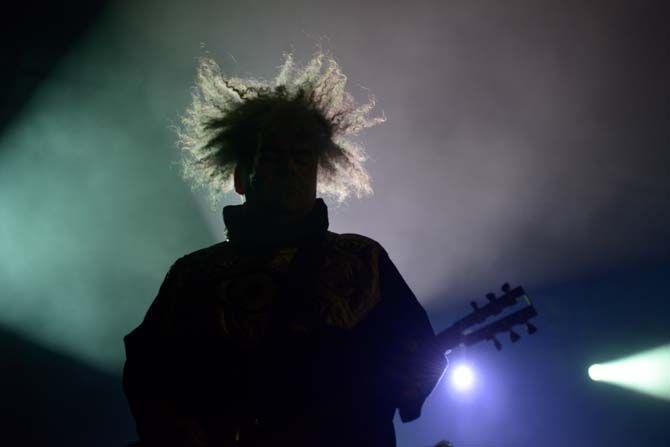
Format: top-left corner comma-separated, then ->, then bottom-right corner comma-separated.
243,130 -> 319,214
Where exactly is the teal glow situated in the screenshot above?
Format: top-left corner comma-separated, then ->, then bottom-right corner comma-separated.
588,344 -> 670,401
0,6 -> 216,372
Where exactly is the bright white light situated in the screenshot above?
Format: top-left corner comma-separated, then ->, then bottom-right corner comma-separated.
451,364 -> 475,391
588,344 -> 670,400
588,364 -> 603,381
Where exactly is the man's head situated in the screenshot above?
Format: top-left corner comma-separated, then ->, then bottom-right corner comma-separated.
177,50 -> 386,209
233,121 -> 320,216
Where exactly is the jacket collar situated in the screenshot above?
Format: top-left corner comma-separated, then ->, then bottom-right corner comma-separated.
223,198 -> 329,249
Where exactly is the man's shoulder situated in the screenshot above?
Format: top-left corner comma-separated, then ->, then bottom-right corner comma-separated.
170,240 -> 236,273
169,233 -> 388,272
327,231 -> 387,256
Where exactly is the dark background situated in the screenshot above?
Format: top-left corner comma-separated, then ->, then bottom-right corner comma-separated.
2,1 -> 668,445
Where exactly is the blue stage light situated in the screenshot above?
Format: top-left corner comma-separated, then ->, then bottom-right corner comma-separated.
451,363 -> 475,391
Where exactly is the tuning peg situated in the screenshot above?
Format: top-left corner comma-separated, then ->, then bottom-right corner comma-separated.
470,301 -> 479,311
485,292 -> 496,302
509,330 -> 520,343
491,336 -> 502,351
501,283 -> 511,293
526,322 -> 537,335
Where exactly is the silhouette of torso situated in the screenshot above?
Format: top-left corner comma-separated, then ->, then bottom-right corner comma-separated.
123,198 -> 446,446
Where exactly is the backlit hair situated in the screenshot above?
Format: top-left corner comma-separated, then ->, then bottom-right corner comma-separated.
176,48 -> 386,206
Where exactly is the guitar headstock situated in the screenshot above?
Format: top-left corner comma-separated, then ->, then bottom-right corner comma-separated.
436,283 -> 538,353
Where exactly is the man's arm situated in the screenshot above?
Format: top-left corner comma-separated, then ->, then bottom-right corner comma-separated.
373,248 -> 448,423
122,260 -> 236,446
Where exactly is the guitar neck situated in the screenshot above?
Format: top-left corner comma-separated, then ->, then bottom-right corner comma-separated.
435,295 -> 537,353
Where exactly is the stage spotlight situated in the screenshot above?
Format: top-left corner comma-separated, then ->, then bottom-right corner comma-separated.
587,364 -> 604,381
451,364 -> 475,391
588,344 -> 670,400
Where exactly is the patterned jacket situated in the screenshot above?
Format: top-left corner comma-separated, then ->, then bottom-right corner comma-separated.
123,198 -> 447,446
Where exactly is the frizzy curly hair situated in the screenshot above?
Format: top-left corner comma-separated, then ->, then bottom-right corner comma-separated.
175,49 -> 386,207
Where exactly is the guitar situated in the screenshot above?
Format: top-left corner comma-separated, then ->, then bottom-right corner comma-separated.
436,282 -> 538,353
421,284 -> 537,447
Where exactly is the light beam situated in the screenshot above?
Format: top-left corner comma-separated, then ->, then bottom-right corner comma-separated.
588,343 -> 670,400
